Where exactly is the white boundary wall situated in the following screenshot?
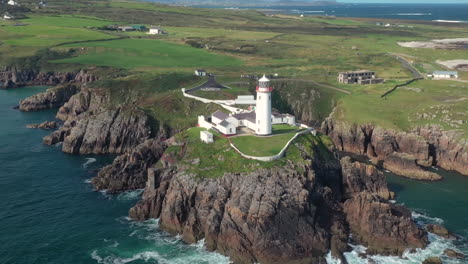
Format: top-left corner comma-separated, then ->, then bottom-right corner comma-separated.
198,116 -> 213,130
182,88 -> 242,113
229,128 -> 314,162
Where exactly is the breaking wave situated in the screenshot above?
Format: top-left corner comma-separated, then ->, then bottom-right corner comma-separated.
116,189 -> 144,201
83,158 -> 97,169
326,211 -> 466,264
91,218 -> 232,264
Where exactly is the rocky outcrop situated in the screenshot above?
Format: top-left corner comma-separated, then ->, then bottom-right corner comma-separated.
383,153 -> 442,181
19,84 -> 79,111
444,249 -> 465,259
343,192 -> 428,255
129,141 -> 427,263
340,156 -> 394,200
426,224 -> 457,240
321,117 -> 468,176
422,257 -> 442,264
43,88 -> 152,155
92,139 -> 166,193
0,68 -> 97,89
26,121 -> 57,129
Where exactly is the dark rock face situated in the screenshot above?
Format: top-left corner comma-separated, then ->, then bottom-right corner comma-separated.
426,224 -> 457,240
129,148 -> 428,263
43,88 -> 152,155
343,192 -> 428,255
383,153 -> 442,181
321,117 -> 468,176
92,139 -> 166,193
26,121 -> 57,130
0,68 -> 97,89
422,257 -> 442,264
444,249 -> 465,259
19,85 -> 79,111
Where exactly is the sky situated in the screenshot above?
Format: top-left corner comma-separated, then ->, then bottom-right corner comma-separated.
339,0 -> 468,3
338,0 -> 468,4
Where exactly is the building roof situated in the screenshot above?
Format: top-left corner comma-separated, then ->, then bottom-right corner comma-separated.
218,120 -> 232,128
233,111 -> 256,123
131,25 -> 146,29
433,71 -> 458,75
212,110 -> 229,121
150,26 -> 162,29
259,74 -> 270,82
196,69 -> 206,72
200,130 -> 213,136
339,70 -> 375,74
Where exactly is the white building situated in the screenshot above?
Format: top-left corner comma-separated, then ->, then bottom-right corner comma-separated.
429,71 -> 458,79
255,75 -> 273,135
206,76 -> 297,136
194,69 -> 207,77
200,130 -> 214,144
8,0 -> 18,5
3,13 -> 13,20
149,26 -> 164,35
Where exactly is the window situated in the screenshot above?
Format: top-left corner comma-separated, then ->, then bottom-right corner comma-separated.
259,96 -> 261,100
258,120 -> 260,124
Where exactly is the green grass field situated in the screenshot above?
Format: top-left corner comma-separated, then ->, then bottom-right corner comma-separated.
230,132 -> 297,156
162,127 -> 319,178
51,38 -> 243,69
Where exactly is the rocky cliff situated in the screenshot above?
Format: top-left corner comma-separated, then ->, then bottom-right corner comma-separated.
0,68 -> 97,88
19,84 -> 79,111
92,139 -> 166,193
321,117 -> 468,177
129,138 -> 428,263
42,87 -> 152,155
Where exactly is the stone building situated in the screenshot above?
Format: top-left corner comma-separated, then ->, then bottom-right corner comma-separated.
337,70 -> 384,85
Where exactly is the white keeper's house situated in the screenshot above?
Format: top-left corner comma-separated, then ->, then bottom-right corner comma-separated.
200,75 -> 295,136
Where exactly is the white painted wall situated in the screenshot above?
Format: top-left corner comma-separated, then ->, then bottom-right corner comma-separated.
255,92 -> 272,135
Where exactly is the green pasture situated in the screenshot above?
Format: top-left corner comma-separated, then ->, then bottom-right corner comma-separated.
0,24 -> 115,46
230,132 -> 297,156
51,38 -> 243,69
20,14 -> 119,28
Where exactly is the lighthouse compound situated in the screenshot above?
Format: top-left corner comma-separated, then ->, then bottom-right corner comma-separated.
206,75 -> 296,136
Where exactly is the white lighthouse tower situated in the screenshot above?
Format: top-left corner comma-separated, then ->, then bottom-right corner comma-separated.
255,75 -> 273,135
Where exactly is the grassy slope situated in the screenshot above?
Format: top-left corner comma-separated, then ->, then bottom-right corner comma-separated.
0,0 -> 466,139
163,127 -> 330,179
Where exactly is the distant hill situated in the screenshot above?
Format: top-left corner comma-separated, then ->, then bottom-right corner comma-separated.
142,0 -> 338,7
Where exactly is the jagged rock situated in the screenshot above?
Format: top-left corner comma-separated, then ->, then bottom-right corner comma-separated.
26,121 -> 57,129
340,156 -> 394,200
129,143 -> 427,263
422,257 -> 442,264
18,85 -> 79,111
321,117 -> 468,176
92,139 -> 166,193
130,165 -> 338,264
383,153 -> 442,181
343,192 -> 428,256
0,68 -> 97,89
426,224 -> 457,239
444,249 -> 465,259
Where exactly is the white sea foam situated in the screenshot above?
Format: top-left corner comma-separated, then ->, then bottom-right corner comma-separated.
116,189 -> 144,201
396,13 -> 432,16
433,20 -> 467,23
412,211 -> 444,225
54,142 -> 62,147
83,158 -> 97,169
83,179 -> 92,184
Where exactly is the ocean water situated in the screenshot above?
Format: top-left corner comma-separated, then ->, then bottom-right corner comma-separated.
201,4 -> 468,22
0,87 -> 230,264
0,86 -> 467,264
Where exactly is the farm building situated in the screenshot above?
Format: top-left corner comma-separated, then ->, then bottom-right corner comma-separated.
131,25 -> 147,31
194,69 -> 207,77
337,70 -> 384,85
118,26 -> 135,32
200,130 -> 214,144
429,71 -> 458,79
149,26 -> 164,35
8,0 -> 18,5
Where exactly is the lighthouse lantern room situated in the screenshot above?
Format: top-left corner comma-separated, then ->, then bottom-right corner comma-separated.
255,75 -> 273,135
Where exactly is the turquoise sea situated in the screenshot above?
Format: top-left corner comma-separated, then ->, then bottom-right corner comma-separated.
0,86 -> 467,264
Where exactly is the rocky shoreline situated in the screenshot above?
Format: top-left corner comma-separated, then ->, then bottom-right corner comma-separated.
321,116 -> 468,179
12,71 -> 465,263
